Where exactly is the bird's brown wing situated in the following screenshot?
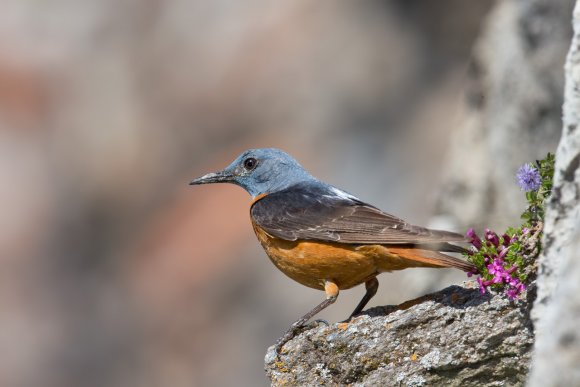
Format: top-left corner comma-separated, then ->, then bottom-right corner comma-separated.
250,183 -> 467,248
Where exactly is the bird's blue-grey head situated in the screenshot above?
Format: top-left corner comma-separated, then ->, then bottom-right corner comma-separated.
189,148 -> 316,197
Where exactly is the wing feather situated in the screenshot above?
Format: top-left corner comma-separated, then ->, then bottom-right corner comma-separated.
251,183 -> 467,246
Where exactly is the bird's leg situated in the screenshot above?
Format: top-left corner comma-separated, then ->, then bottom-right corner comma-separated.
349,277 -> 379,318
275,281 -> 339,354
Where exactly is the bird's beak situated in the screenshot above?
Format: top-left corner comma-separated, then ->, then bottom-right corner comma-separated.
189,170 -> 233,185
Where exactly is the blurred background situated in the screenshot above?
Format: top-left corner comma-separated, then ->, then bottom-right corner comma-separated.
0,1 -> 572,386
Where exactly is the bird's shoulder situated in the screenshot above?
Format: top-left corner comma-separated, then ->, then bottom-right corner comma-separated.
250,181 -> 372,222
252,181 -> 362,206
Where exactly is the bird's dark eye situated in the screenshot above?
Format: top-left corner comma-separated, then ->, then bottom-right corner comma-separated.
243,157 -> 257,170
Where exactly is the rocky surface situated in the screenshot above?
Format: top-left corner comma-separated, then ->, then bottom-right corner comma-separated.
531,0 -> 580,329
529,230 -> 580,386
265,283 -> 534,386
529,1 -> 580,385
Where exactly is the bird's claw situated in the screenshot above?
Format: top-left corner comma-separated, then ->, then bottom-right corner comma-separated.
274,318 -> 328,355
309,318 -> 329,327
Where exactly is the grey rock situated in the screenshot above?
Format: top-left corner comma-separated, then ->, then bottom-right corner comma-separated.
266,284 -> 534,386
531,0 -> 580,330
529,1 -> 580,385
529,224 -> 580,386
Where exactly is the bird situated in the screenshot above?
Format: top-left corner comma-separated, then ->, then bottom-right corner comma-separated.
189,148 -> 475,352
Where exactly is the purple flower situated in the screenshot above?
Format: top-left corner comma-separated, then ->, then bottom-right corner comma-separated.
516,164 -> 541,191
506,282 -> 526,300
485,229 -> 500,248
477,277 -> 486,294
497,247 -> 509,260
474,251 -> 527,300
465,225 -> 526,300
502,234 -> 511,247
467,228 -> 482,250
506,288 -> 518,299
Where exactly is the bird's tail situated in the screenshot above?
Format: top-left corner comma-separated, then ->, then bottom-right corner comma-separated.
385,246 -> 477,273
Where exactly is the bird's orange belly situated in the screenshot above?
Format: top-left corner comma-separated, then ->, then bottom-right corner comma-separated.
252,224 -> 417,290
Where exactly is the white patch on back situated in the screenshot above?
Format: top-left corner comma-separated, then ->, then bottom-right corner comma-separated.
329,187 -> 359,201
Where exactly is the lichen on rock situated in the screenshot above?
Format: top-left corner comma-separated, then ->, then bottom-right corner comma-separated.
265,283 -> 534,386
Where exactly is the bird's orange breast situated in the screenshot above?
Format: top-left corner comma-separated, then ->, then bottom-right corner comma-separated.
251,222 -> 431,290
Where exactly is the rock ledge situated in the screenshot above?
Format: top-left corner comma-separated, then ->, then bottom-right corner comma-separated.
265,283 -> 534,386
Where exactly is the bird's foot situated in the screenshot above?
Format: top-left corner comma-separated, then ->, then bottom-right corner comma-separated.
274,318 -> 328,355
310,318 -> 329,327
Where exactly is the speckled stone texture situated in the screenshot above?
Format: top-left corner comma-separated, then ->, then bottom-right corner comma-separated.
265,283 -> 534,386
529,1 -> 580,385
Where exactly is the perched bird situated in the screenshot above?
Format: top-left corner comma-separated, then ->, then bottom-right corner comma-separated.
190,148 -> 475,351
